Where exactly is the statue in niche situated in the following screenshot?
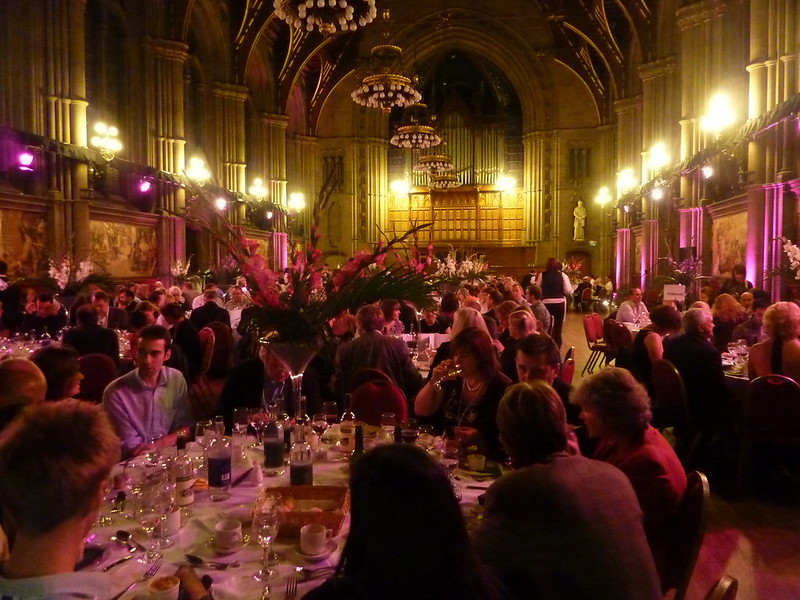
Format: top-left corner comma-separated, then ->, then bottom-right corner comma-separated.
573,198 -> 587,241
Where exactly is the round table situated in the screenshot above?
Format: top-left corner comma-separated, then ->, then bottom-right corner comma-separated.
88,438 -> 488,599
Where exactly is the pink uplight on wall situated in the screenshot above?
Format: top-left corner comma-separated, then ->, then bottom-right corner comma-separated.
18,152 -> 34,171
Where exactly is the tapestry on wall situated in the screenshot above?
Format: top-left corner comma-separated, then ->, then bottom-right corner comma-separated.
0,209 -> 48,278
89,220 -> 157,277
711,212 -> 747,277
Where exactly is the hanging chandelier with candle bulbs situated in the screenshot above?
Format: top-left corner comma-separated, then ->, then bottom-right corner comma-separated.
273,0 -> 377,34
351,44 -> 421,112
414,153 -> 454,174
429,171 -> 461,189
390,103 -> 441,149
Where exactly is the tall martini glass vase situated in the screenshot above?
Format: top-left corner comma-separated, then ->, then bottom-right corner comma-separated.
267,339 -> 321,404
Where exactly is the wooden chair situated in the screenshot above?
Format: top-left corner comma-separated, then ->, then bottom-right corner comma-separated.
581,315 -> 606,376
189,327 -> 216,419
559,358 -> 575,386
76,353 -> 119,403
704,575 -> 738,600
737,374 -> 800,491
662,471 -> 710,600
206,321 -> 233,378
651,359 -> 698,464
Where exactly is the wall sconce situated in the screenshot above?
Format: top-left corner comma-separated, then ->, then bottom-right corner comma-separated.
594,186 -> 612,206
90,123 -> 122,161
617,168 -> 637,198
288,192 -> 306,211
647,142 -> 669,172
214,197 -> 228,211
651,186 -> 664,201
701,93 -> 736,139
701,164 -> 714,179
186,157 -> 210,186
249,178 -> 268,200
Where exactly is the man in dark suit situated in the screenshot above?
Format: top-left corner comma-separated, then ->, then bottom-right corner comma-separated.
663,307 -> 729,436
21,294 -> 68,337
161,302 -> 202,378
93,291 -> 128,330
62,304 -> 120,365
333,304 -> 422,401
190,289 -> 231,330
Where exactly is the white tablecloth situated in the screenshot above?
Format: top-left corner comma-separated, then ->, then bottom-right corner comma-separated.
89,440 -> 488,599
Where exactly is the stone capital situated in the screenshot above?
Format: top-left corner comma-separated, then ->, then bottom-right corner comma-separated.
146,37 -> 189,62
676,0 -> 726,31
212,83 -> 250,101
614,95 -> 643,115
638,56 -> 678,81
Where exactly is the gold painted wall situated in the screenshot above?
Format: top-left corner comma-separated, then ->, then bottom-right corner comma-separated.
89,220 -> 157,277
0,208 -> 48,277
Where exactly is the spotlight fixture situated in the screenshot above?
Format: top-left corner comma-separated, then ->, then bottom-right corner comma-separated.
288,192 -> 306,211
249,178 -> 268,200
138,179 -> 152,193
186,157 -> 211,186
594,186 -> 612,206
266,210 -> 274,219
214,197 -> 228,211
18,151 -> 34,171
701,165 -> 714,179
389,180 -> 410,195
651,186 -> 664,200
496,174 -> 516,193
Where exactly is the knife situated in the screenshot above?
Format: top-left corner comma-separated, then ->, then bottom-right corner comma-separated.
231,467 -> 254,488
102,555 -> 134,571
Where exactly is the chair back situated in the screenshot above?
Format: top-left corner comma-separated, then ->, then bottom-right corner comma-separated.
611,322 -> 634,368
563,346 -> 575,363
744,375 -> 800,441
704,576 -> 738,600
351,377 -> 408,426
206,321 -> 233,377
583,315 -> 597,345
602,318 -> 618,360
651,359 -> 690,429
590,313 -> 604,341
197,327 -> 216,378
77,353 -> 119,403
666,470 -> 709,600
559,358 -> 575,386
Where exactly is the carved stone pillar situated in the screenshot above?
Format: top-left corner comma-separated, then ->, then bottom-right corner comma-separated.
679,206 -> 704,259
290,134 -> 318,237
210,83 -> 248,194
640,220 -> 660,289
615,228 -> 632,293
144,38 -> 188,276
359,138 -> 388,245
257,113 -> 289,207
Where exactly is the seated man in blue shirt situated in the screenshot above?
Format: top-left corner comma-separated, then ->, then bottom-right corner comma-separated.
103,325 -> 192,457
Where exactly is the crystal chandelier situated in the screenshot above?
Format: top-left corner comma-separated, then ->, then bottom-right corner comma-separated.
273,0 -> 377,34
351,44 -> 421,112
429,172 -> 461,189
390,103 -> 441,149
414,153 -> 454,174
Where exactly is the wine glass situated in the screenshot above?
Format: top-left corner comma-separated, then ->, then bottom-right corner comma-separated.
322,401 -> 339,425
401,419 -> 419,444
249,409 -> 267,444
136,484 -> 169,563
252,506 -> 281,581
440,439 -> 460,478
233,407 -> 251,449
417,425 -> 434,452
312,413 -> 329,437
194,420 -> 213,450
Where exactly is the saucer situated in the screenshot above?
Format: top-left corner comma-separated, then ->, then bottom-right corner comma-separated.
297,539 -> 339,562
207,534 -> 250,555
218,504 -> 253,524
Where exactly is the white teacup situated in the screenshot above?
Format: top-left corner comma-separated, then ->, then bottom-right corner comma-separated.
147,575 -> 180,600
214,518 -> 243,549
300,523 -> 331,556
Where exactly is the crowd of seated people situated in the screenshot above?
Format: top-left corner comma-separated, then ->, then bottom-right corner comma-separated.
0,257 -> 798,598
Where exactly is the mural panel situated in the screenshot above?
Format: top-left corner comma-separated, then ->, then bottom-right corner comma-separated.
711,212 -> 747,276
89,220 -> 156,277
0,209 -> 47,277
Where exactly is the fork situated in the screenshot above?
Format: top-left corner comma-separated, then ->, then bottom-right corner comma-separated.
109,558 -> 162,600
285,574 -> 298,600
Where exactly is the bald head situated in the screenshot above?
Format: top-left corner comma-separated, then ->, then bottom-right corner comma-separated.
0,359 -> 47,431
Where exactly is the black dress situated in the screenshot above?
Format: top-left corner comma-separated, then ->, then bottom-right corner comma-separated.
630,329 -> 657,393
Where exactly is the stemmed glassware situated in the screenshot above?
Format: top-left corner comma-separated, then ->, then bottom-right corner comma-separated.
252,504 -> 281,581
440,438 -> 462,501
136,482 -> 170,563
249,409 -> 268,444
322,401 -> 339,426
233,407 -> 251,450
417,425 -> 434,452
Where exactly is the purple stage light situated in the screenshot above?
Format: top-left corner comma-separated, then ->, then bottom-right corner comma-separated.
138,180 -> 152,193
18,152 -> 34,171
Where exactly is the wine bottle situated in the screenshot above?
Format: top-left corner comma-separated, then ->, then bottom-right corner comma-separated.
263,409 -> 285,476
289,426 -> 314,485
173,435 -> 194,518
350,424 -> 366,468
339,393 -> 356,453
206,432 -> 231,502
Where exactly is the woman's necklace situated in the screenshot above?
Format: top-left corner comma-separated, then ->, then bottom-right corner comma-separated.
464,376 -> 484,392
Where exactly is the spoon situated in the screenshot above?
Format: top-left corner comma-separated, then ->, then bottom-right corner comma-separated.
295,565 -> 335,581
185,554 -> 241,570
115,529 -> 146,553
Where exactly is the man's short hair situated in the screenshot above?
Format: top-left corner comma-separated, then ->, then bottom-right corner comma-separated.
120,289 -> 135,300
92,291 -> 110,303
497,381 -> 569,466
516,333 -> 561,367
76,303 -> 99,327
488,290 -> 504,306
752,298 -> 771,311
181,281 -> 195,290
440,293 -> 459,313
203,289 -> 218,301
31,345 -> 81,401
161,302 -> 185,320
37,293 -> 54,304
526,284 -> 543,301
508,310 -> 536,338
0,359 -> 46,431
356,304 -> 385,332
138,324 -> 172,350
682,307 -> 712,335
0,400 -> 120,535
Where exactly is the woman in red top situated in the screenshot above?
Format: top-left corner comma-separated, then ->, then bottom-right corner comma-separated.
573,367 -> 687,590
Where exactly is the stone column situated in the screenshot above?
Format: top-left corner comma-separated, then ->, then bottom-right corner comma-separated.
257,113 -> 289,208
679,206 -> 704,258
210,83 -> 248,194
615,228 -> 631,293
522,132 -> 546,244
290,134 -> 318,237
640,219 -> 660,289
144,38 -> 189,276
361,138 -> 388,245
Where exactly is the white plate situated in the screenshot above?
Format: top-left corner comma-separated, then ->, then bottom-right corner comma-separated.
206,534 -> 251,555
218,504 -> 253,523
297,539 -> 339,562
